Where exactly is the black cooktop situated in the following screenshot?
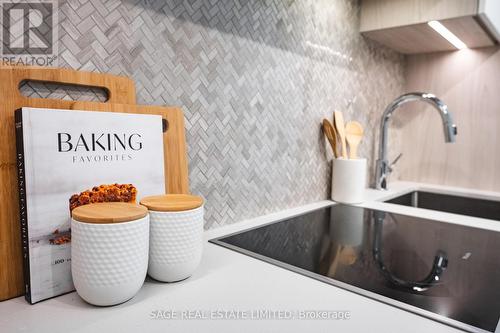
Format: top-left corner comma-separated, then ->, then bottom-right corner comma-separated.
210,205 -> 500,332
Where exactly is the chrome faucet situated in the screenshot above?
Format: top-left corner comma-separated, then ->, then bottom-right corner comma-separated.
375,93 -> 457,190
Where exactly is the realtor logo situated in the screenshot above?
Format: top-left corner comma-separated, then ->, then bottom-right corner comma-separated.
1,0 -> 57,65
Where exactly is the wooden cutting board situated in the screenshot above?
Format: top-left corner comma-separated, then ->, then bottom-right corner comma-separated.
0,65 -> 136,301
71,101 -> 189,195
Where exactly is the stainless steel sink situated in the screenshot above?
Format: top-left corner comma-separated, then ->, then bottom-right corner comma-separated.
385,191 -> 500,221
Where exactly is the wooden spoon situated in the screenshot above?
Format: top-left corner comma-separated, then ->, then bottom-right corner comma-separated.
338,246 -> 358,266
322,119 -> 339,158
326,245 -> 358,278
333,111 -> 348,159
345,121 -> 364,159
327,245 -> 358,278
327,245 -> 342,277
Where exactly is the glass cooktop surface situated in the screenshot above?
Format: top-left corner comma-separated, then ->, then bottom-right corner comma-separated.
210,205 -> 500,332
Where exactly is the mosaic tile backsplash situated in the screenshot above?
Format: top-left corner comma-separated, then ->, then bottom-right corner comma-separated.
21,0 -> 404,229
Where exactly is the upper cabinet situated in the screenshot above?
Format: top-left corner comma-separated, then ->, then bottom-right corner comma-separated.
478,0 -> 500,41
360,0 -> 500,54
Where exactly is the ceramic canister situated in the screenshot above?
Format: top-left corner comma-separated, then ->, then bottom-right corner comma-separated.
71,202 -> 149,306
140,194 -> 204,282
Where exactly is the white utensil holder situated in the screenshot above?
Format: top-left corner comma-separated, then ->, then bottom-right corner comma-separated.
330,204 -> 365,246
331,158 -> 367,204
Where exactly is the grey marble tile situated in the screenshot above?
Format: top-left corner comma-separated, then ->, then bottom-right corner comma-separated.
18,0 -> 405,229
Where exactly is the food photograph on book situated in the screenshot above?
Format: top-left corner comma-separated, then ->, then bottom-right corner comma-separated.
69,183 -> 138,211
15,107 -> 165,304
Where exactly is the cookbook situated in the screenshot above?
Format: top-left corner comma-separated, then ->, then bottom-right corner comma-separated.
15,107 -> 165,304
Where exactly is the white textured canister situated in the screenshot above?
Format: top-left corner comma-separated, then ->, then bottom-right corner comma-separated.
71,202 -> 149,306
140,194 -> 204,282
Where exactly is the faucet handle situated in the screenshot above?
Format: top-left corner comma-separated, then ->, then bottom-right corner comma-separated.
388,153 -> 403,173
379,153 -> 403,190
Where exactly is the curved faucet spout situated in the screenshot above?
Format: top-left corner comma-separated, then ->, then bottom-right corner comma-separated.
372,211 -> 448,293
375,92 -> 458,190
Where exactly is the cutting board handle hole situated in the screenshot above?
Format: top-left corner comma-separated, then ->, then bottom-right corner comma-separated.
162,119 -> 168,133
19,80 -> 109,102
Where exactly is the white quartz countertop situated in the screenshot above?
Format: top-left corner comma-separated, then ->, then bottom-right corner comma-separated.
1,181 -> 499,333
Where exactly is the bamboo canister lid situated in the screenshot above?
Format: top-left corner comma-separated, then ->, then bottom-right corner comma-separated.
140,194 -> 203,212
72,202 -> 148,224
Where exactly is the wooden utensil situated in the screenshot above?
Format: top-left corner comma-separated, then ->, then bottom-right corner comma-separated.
72,102 -> 189,195
0,65 -> 137,301
327,245 -> 358,278
345,121 -> 364,159
338,246 -> 358,266
327,245 -> 342,277
333,111 -> 348,159
322,119 -> 339,158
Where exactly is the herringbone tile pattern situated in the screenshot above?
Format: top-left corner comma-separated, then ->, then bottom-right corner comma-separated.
19,0 -> 404,229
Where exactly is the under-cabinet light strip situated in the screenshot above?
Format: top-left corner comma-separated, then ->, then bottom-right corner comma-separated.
427,20 -> 467,50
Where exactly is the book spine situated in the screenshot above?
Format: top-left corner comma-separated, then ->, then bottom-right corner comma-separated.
15,109 -> 31,304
